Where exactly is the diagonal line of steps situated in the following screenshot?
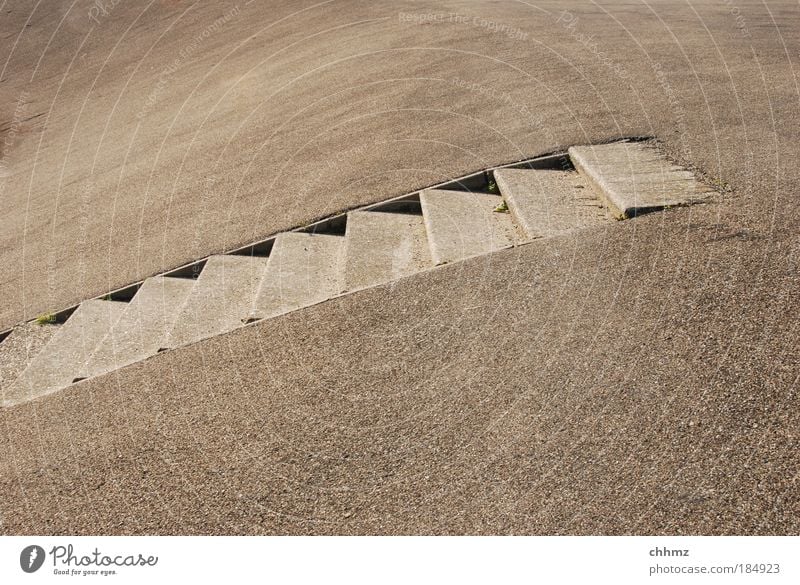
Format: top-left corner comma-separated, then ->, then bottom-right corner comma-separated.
342,210 -> 432,292
568,141 -> 714,218
249,232 -> 344,320
2,300 -> 127,406
493,168 -> 608,238
0,142 -> 720,408
165,255 -> 269,349
79,276 -> 196,379
419,189 -> 521,265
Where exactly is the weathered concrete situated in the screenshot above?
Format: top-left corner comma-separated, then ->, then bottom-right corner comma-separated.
419,189 -> 521,265
342,211 -> 431,291
166,256 -> 268,349
250,232 -> 344,319
0,0 -> 798,537
568,142 -> 714,219
0,321 -> 60,395
493,168 -> 608,238
2,300 -> 126,406
81,277 -> 195,379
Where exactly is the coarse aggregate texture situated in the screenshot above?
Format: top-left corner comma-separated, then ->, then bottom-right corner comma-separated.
0,0 -> 798,534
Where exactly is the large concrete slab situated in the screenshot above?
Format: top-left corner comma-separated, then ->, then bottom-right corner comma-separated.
80,276 -> 195,379
419,189 -> 521,265
250,232 -> 344,320
568,142 -> 714,219
342,211 -> 432,292
165,255 -> 269,348
493,168 -> 608,238
2,300 -> 126,406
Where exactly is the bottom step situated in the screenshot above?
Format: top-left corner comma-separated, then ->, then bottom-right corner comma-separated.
2,300 -> 127,406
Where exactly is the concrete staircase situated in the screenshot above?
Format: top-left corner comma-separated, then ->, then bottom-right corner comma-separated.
0,141 -> 714,407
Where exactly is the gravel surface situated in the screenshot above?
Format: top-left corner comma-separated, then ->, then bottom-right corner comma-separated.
0,1 -> 797,535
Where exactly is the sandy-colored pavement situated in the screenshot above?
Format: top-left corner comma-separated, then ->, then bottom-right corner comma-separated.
0,1 -> 798,534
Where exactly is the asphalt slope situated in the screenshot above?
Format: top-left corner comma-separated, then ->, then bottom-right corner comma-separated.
0,1 -> 798,534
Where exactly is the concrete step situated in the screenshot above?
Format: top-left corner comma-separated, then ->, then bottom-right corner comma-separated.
568,142 -> 713,218
80,276 -> 196,379
419,189 -> 521,265
165,255 -> 269,348
493,168 -> 608,238
2,300 -> 127,406
250,232 -> 344,320
0,322 -> 61,396
342,211 -> 432,291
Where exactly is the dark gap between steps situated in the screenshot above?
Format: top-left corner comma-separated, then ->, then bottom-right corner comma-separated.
298,213 -> 347,236
163,259 -> 207,279
366,194 -> 422,215
230,237 -> 275,258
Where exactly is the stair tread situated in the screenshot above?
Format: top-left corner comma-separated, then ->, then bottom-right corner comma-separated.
419,189 -> 521,265
568,142 -> 713,217
343,211 -> 431,291
493,168 -> 608,238
166,255 -> 269,348
0,321 -> 61,395
81,276 -> 196,379
3,300 -> 127,406
251,232 -> 344,319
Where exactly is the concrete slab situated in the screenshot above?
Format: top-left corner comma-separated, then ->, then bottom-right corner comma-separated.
0,321 -> 60,395
2,300 -> 126,406
342,211 -> 432,292
419,189 -> 521,265
493,168 -> 609,238
568,142 -> 714,218
250,232 -> 344,320
165,255 -> 269,348
80,276 -> 196,378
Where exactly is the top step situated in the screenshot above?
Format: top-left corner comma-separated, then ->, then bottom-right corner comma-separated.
419,189 -> 521,265
568,142 -> 713,218
493,168 -> 608,238
2,299 -> 127,406
165,255 -> 269,349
